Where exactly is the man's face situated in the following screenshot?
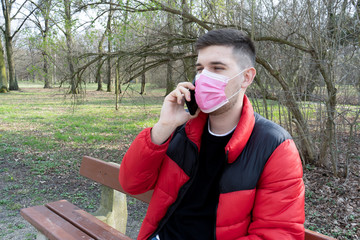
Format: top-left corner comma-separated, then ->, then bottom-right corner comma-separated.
195,45 -> 245,114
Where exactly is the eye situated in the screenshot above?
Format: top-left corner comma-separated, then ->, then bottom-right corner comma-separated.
196,67 -> 203,73
214,67 -> 225,71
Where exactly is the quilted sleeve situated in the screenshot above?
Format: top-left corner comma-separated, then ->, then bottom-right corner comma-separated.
119,127 -> 171,195
240,139 -> 305,240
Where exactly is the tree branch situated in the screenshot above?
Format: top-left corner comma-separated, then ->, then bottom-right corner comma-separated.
149,0 -> 212,30
11,0 -> 28,19
28,0 -> 65,34
254,36 -> 314,53
11,6 -> 36,38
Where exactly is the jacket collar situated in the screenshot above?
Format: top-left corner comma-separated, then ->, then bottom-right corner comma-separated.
225,95 -> 255,163
185,111 -> 207,150
185,95 -> 255,164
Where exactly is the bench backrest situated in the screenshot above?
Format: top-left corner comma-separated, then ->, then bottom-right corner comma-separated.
80,156 -> 336,240
80,156 -> 152,203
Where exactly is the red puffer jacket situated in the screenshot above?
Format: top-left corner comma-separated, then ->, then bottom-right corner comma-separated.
119,95 -> 305,240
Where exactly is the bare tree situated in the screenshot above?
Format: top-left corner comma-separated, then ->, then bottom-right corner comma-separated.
29,0 -> 53,88
165,0 -> 175,95
63,0 -> 78,94
106,0 -> 114,92
1,0 -> 35,90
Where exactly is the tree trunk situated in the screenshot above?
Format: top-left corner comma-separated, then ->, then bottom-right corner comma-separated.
356,0 -> 360,46
96,23 -> 106,91
165,1 -> 174,95
317,61 -> 337,173
53,53 -> 57,84
0,38 -> 8,93
166,57 -> 173,95
357,75 -> 360,104
315,0 -> 350,175
140,58 -> 146,95
64,0 -> 78,94
1,0 -> 17,90
96,61 -> 104,91
5,37 -> 17,90
301,60 -> 319,101
43,50 -> 50,88
115,59 -> 121,110
117,59 -> 121,94
106,0 -> 113,93
182,0 -> 195,82
42,1 -> 51,89
106,57 -> 111,92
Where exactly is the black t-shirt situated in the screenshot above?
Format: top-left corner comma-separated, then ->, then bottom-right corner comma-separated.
158,123 -> 234,240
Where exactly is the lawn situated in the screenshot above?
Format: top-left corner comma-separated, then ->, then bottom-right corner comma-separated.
0,81 -> 358,239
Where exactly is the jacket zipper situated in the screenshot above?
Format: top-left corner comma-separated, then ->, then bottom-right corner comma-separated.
148,141 -> 200,240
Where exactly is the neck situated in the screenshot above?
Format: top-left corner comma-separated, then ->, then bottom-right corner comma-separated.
208,93 -> 244,135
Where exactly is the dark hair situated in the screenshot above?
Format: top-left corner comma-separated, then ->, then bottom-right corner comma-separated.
195,29 -> 256,68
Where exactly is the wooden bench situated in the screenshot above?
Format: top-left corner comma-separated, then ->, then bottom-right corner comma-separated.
21,156 -> 337,240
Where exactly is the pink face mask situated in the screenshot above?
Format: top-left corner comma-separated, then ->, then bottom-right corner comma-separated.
194,69 -> 246,113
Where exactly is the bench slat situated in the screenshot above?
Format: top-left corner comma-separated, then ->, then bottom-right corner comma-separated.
46,200 -> 131,240
80,156 -> 152,203
20,205 -> 94,240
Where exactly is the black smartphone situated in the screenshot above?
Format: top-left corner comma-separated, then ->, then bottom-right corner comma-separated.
185,89 -> 198,115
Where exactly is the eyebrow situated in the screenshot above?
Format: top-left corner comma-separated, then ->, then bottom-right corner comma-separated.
195,61 -> 228,67
210,61 -> 227,66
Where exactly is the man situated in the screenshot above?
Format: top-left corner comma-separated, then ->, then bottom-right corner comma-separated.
119,29 -> 305,240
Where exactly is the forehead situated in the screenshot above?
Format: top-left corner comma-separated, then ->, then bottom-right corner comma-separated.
196,45 -> 237,66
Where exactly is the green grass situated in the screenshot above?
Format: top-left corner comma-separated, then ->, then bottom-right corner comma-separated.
1,82 -> 162,150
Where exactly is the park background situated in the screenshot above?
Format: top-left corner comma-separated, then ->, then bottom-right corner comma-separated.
0,0 -> 359,239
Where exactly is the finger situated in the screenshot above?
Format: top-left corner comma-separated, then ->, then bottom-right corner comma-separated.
177,86 -> 192,101
177,81 -> 195,90
170,82 -> 194,103
177,82 -> 195,100
172,88 -> 185,104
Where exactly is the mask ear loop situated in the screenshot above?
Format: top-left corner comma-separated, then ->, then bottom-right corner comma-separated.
226,68 -> 249,83
226,68 -> 250,100
227,88 -> 242,100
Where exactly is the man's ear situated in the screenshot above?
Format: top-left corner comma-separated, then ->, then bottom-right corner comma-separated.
241,67 -> 256,88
